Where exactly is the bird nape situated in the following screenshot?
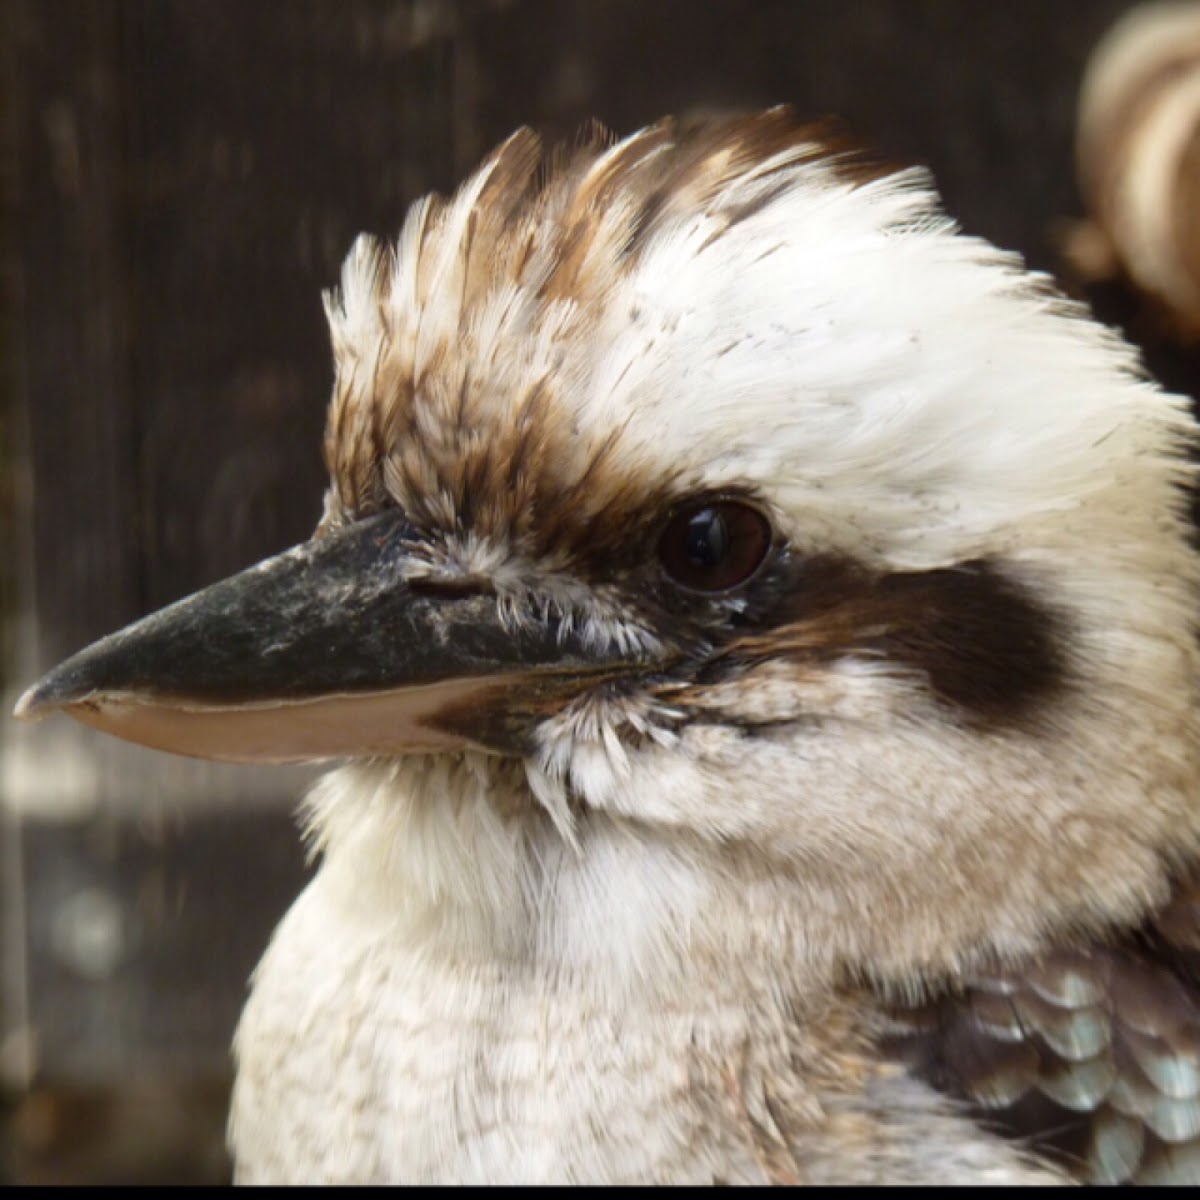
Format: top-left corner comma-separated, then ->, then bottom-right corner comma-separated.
14,109 -> 1200,1184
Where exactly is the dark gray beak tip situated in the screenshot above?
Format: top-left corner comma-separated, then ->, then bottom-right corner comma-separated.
14,680 -> 53,721
13,660 -> 94,722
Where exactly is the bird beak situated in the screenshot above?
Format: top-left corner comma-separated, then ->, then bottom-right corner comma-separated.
13,511 -> 653,764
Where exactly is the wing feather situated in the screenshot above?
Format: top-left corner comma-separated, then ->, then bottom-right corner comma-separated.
882,876 -> 1200,1183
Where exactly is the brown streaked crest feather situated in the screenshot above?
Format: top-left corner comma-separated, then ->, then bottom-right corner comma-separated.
319,110 -> 905,564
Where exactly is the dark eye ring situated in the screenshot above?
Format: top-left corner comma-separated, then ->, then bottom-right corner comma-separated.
656,498 -> 773,593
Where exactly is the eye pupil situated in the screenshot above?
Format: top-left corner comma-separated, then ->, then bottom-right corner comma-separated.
685,509 -> 728,567
658,499 -> 772,593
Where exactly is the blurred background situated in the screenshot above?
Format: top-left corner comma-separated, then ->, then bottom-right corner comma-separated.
2,0 -> 1199,1183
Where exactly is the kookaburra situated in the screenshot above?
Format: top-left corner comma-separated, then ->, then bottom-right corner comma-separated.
15,110 -> 1200,1184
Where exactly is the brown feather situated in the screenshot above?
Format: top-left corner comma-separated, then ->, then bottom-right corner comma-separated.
880,874 -> 1200,1183
319,110 -> 909,561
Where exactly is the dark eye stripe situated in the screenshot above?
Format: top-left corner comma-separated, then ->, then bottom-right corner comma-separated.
695,555 -> 1067,730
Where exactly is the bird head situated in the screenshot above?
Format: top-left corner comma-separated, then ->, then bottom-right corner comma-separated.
17,111 -> 1200,990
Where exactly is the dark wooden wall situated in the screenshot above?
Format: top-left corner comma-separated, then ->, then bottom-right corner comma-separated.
4,0 -> 1191,664
4,0 -> 1190,659
2,0 -> 1195,1182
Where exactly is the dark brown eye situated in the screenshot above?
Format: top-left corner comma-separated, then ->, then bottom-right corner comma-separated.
657,500 -> 772,593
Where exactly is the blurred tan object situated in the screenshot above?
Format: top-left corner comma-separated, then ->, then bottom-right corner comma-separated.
1070,1 -> 1200,338
10,1078 -> 231,1184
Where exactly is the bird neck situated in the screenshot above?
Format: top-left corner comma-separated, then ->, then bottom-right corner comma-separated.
300,753 -> 842,1010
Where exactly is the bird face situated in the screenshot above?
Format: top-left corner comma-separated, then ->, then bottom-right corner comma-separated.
17,112 -> 1200,987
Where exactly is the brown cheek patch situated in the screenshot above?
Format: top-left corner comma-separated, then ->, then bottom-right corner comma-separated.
873,563 -> 1066,723
717,557 -> 1066,728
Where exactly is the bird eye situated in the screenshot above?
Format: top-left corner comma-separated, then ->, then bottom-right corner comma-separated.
656,500 -> 772,593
